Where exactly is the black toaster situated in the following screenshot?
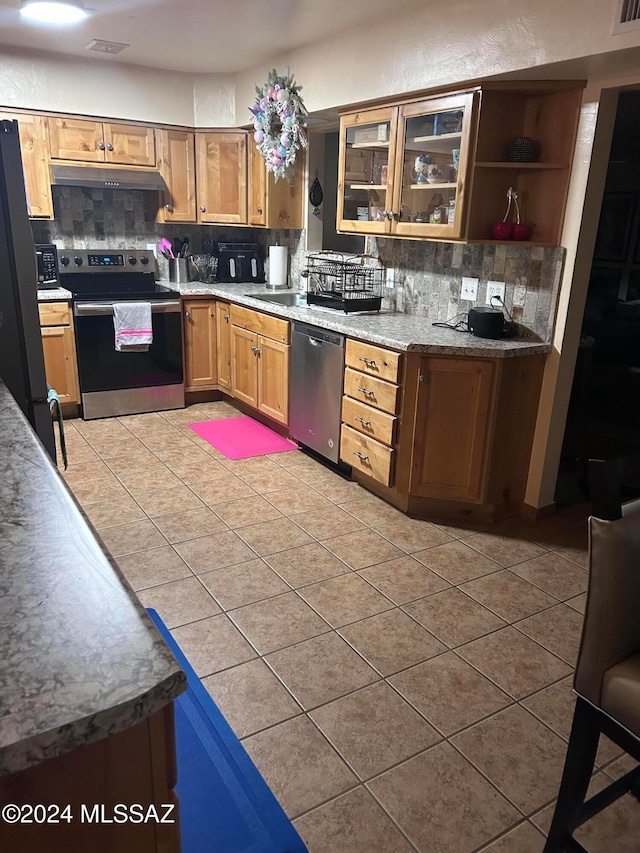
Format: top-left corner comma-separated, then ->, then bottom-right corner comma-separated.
216,242 -> 264,284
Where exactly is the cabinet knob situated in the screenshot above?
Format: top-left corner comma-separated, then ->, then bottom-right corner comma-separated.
223,314 -> 229,322
353,451 -> 370,462
165,203 -> 174,213
386,210 -> 396,221
98,141 -> 105,151
419,375 -> 428,383
106,143 -> 114,152
200,206 -> 206,213
257,207 -> 263,214
185,311 -> 191,318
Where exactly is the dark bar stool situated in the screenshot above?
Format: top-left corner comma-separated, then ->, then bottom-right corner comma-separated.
543,453 -> 640,852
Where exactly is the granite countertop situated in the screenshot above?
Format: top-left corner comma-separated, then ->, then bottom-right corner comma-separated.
0,382 -> 186,776
167,280 -> 550,358
37,287 -> 72,301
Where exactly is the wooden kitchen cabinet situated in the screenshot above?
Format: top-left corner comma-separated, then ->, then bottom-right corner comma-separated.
338,92 -> 476,240
38,302 -> 80,405
216,301 -> 232,391
230,305 -> 290,425
156,128 -> 197,223
337,81 -> 584,245
196,132 -> 247,224
0,111 -> 53,218
340,339 -> 402,486
409,356 -> 495,502
248,141 -> 304,228
48,117 -> 156,166
341,337 -> 546,520
183,299 -> 217,390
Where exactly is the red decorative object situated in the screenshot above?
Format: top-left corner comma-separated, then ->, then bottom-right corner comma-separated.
492,222 -> 513,240
491,187 -> 529,241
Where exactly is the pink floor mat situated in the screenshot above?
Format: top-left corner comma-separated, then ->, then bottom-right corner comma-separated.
189,416 -> 298,459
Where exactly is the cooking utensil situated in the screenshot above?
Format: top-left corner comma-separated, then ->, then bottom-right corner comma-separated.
160,237 -> 174,259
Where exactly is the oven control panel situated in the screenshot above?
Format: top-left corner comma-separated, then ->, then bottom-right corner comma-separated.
88,254 -> 125,266
58,249 -> 154,272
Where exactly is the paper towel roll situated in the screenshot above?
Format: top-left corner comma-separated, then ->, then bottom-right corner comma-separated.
268,245 -> 288,288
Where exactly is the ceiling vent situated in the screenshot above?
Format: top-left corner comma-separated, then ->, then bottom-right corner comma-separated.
612,0 -> 640,34
85,39 -> 129,55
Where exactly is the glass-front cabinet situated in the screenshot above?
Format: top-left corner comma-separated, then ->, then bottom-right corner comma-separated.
337,92 -> 478,239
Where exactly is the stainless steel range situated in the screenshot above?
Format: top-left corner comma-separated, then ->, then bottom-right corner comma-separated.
61,249 -> 184,420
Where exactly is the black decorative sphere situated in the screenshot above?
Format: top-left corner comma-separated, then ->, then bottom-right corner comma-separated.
506,137 -> 539,162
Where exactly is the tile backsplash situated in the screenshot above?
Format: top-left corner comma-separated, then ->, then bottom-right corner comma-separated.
366,237 -> 565,342
31,186 -> 307,285
33,187 -> 563,342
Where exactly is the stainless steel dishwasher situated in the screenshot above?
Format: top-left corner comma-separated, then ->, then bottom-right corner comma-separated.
289,322 -> 345,464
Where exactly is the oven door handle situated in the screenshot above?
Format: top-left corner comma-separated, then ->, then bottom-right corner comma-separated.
74,300 -> 181,316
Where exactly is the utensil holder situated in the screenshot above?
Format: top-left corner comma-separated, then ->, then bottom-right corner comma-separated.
169,258 -> 190,284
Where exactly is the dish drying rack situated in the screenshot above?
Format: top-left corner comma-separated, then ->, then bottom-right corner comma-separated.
301,252 -> 384,313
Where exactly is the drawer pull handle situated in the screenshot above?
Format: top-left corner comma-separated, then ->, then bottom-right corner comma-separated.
353,451 -> 370,462
355,417 -> 372,428
224,314 -> 229,322
359,357 -> 376,367
357,387 -> 374,398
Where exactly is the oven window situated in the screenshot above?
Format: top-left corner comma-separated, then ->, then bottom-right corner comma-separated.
75,311 -> 183,393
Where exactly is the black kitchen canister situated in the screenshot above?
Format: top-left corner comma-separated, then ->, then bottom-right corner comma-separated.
506,136 -> 539,162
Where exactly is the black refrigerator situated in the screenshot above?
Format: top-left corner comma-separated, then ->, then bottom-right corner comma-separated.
0,120 -> 56,461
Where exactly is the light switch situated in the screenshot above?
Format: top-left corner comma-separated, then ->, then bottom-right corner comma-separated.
461,277 -> 479,300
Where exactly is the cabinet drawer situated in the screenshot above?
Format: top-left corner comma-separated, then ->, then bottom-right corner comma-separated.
340,424 -> 394,487
230,305 -> 290,344
342,396 -> 396,446
38,302 -> 71,326
345,339 -> 401,384
344,366 -> 399,415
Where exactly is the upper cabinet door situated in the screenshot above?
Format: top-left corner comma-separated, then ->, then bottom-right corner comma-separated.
248,140 -> 267,226
391,92 -> 477,239
0,111 -> 53,219
103,123 -> 156,166
196,132 -> 247,224
157,129 -> 196,223
48,117 -> 105,162
337,106 -> 398,235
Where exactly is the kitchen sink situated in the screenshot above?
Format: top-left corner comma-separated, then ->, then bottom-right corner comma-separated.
246,291 -> 308,308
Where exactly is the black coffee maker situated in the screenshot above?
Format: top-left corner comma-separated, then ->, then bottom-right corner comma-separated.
216,241 -> 264,284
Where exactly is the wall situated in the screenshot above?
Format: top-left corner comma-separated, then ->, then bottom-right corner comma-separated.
0,45 -> 235,127
368,238 -> 563,342
30,186 -> 306,284
32,186 -> 560,342
233,0 -> 640,123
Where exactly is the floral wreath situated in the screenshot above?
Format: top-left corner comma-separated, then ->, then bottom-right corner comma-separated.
249,68 -> 308,182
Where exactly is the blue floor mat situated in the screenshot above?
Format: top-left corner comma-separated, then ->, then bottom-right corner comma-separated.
147,609 -> 307,853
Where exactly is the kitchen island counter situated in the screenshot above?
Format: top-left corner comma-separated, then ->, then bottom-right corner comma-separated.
0,380 -> 186,777
166,281 -> 550,358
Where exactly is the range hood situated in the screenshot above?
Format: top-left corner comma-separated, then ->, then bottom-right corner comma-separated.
50,163 -> 166,192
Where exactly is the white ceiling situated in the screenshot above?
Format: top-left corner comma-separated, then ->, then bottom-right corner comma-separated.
0,0 -> 424,74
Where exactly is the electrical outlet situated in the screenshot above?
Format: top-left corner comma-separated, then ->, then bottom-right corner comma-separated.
461,277 -> 479,301
146,242 -> 157,258
486,280 -> 505,305
385,268 -> 396,288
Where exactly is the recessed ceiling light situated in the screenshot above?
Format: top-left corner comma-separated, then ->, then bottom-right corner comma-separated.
20,1 -> 88,24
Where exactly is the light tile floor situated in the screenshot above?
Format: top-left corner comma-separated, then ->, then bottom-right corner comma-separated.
56,402 -> 640,853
